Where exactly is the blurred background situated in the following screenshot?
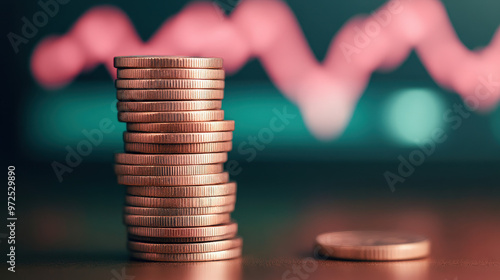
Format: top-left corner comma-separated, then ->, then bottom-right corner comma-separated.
3,0 -> 500,268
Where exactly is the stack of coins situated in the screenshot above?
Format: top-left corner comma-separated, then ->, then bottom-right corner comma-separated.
113,56 -> 241,262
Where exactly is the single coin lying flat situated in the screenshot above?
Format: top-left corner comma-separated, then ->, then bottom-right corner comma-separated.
315,230 -> 430,261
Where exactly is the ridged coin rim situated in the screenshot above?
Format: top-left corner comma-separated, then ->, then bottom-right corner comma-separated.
126,182 -> 237,197
116,89 -> 224,101
123,205 -> 235,216
118,110 -> 224,122
129,247 -> 242,262
127,222 -> 238,238
123,213 -> 231,227
114,163 -> 224,176
126,121 -> 235,132
125,194 -> 236,208
124,142 -> 233,154
115,79 -> 225,89
123,132 -> 233,144
117,68 -> 225,79
114,153 -> 227,165
117,100 -> 222,112
127,232 -> 237,243
128,237 -> 242,253
114,56 -> 223,69
117,172 -> 229,186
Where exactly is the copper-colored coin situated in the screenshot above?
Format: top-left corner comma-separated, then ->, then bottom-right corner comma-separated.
118,172 -> 229,186
115,153 -> 227,165
115,79 -> 225,89
124,205 -> 235,216
118,110 -> 224,122
123,132 -> 233,144
127,222 -> 238,238
124,142 -> 233,154
116,89 -> 224,101
315,231 -> 430,261
126,257 -> 242,280
114,56 -> 223,69
126,182 -> 237,197
127,121 -> 235,133
123,214 -> 231,227
117,101 -> 222,112
115,164 -> 224,176
128,232 -> 237,243
125,194 -> 236,208
126,256 -> 242,278
128,237 -> 242,254
130,247 -> 241,262
117,68 -> 225,79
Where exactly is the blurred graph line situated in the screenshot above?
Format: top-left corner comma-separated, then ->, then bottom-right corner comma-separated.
30,0 -> 500,139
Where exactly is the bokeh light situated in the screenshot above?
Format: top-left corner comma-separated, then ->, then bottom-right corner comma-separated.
385,88 -> 446,145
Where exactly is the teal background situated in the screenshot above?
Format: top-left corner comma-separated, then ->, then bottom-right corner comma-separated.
5,0 -> 500,163
21,81 -> 500,162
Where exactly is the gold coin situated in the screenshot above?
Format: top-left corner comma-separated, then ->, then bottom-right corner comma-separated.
117,68 -> 225,79
118,110 -> 224,122
125,194 -> 236,208
117,172 -> 229,186
128,232 -> 237,243
128,237 -> 242,253
117,101 -> 222,112
114,164 -> 224,176
116,89 -> 224,101
124,142 -> 232,154
114,153 -> 227,165
114,56 -> 223,69
130,247 -> 242,262
126,182 -> 237,197
315,231 -> 430,261
123,213 -> 231,227
124,205 -> 235,216
123,132 -> 233,144
127,222 -> 238,238
115,79 -> 224,89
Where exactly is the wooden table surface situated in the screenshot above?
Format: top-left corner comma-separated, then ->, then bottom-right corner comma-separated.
15,198 -> 500,280
9,162 -> 500,279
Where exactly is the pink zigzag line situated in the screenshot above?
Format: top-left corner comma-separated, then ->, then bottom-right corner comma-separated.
31,0 -> 500,139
